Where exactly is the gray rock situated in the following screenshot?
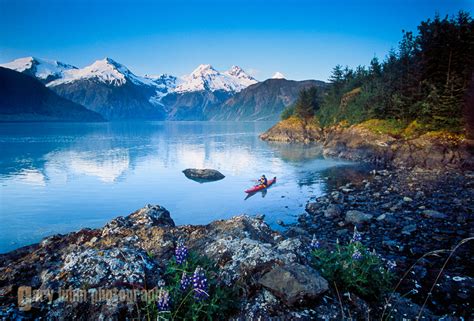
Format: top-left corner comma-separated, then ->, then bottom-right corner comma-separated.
259,263 -> 328,305
324,204 -> 342,218
402,224 -> 417,235
345,210 -> 373,224
102,204 -> 175,236
182,168 -> 225,182
403,196 -> 413,202
422,209 -> 447,219
376,214 -> 386,221
305,202 -> 320,215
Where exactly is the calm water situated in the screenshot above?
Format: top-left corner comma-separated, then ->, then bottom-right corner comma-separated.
0,122 -> 367,253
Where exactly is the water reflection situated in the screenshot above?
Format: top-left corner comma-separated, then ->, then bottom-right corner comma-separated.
0,121 -> 370,253
266,142 -> 324,163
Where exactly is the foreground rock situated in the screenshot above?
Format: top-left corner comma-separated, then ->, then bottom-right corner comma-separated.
182,168 -> 225,182
295,168 -> 474,318
0,205 -> 325,320
259,263 -> 328,305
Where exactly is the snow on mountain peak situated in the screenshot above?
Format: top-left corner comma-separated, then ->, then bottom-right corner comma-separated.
272,72 -> 286,79
227,65 -> 245,76
175,64 -> 257,93
0,56 -> 77,80
225,65 -> 257,85
47,58 -> 150,87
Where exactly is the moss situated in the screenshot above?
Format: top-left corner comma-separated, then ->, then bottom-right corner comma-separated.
424,130 -> 466,143
357,119 -> 466,141
359,119 -> 407,137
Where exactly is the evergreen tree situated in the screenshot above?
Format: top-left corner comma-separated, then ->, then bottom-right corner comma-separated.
295,87 -> 320,119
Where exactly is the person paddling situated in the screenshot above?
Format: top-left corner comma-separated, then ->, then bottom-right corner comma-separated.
259,174 -> 268,187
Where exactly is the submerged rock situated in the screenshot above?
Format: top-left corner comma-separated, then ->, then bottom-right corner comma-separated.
182,168 -> 225,182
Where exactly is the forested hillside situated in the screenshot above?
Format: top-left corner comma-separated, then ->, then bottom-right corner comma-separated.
283,11 -> 474,137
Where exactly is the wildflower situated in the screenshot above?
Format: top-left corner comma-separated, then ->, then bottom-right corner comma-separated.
351,227 -> 362,243
156,289 -> 170,311
175,240 -> 188,265
310,234 -> 320,249
180,272 -> 192,291
386,260 -> 397,271
192,266 -> 209,300
352,249 -> 363,260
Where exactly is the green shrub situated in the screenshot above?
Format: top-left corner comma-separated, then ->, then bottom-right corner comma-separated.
143,242 -> 238,320
281,105 -> 295,120
310,229 -> 395,300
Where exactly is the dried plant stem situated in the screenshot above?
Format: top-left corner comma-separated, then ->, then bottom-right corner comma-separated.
416,237 -> 473,319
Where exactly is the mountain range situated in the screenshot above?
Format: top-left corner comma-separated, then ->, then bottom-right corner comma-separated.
0,56 -> 326,121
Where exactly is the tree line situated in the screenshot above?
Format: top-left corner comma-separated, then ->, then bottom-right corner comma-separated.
284,11 -> 474,133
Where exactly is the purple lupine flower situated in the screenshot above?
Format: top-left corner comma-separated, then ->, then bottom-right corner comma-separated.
180,272 -> 192,291
386,260 -> 397,271
175,240 -> 188,265
351,227 -> 362,243
192,266 -> 209,300
352,249 -> 363,260
156,289 -> 170,311
310,234 -> 320,249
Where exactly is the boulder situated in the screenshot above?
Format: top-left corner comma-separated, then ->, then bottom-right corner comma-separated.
258,263 -> 328,305
422,209 -> 447,219
324,204 -> 342,218
345,210 -> 373,224
182,168 -> 225,182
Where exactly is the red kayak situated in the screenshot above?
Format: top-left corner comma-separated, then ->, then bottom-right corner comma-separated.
245,177 -> 277,193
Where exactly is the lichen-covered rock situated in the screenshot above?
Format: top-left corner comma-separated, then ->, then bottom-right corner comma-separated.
258,263 -> 328,305
59,247 -> 155,288
0,205 -> 316,320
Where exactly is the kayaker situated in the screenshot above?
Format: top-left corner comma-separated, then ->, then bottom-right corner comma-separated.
259,174 -> 268,187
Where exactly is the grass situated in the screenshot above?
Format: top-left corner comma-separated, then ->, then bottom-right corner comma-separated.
357,118 -> 466,141
358,119 -> 408,138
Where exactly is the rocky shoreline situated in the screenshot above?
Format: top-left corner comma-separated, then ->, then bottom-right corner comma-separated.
261,119 -> 474,170
1,166 -> 473,319
1,121 -> 473,319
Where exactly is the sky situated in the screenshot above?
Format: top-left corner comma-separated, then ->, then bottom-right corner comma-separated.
0,0 -> 472,81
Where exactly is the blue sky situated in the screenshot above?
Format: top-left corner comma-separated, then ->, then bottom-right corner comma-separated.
0,0 -> 472,81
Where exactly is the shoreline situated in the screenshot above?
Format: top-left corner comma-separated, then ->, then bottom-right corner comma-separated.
1,164 -> 473,319
1,121 -> 473,319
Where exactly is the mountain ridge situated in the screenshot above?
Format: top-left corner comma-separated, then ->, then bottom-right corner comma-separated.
0,67 -> 104,122
1,56 -> 326,121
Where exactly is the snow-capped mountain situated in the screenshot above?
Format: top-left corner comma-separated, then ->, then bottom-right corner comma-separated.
272,72 -> 286,79
44,58 -> 166,120
3,55 -> 321,121
144,73 -> 178,91
174,64 -> 257,93
0,57 -> 77,83
47,57 -> 157,87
